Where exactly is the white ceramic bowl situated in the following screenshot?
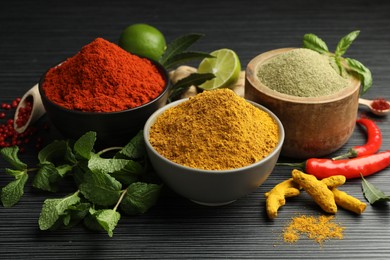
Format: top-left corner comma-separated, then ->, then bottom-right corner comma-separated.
144,99 -> 285,206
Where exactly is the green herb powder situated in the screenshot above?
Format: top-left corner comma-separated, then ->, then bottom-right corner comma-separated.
257,48 -> 351,97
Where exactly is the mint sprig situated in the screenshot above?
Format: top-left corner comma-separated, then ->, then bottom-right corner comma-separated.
0,131 -> 162,237
303,30 -> 373,94
1,168 -> 28,207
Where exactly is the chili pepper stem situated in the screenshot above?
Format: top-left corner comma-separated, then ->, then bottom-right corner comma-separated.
332,149 -> 358,160
276,162 -> 305,169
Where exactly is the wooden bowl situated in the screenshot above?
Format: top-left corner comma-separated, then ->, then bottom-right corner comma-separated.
245,48 -> 361,159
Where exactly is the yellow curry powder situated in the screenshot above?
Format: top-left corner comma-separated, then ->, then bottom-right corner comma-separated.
149,89 -> 279,170
283,215 -> 345,245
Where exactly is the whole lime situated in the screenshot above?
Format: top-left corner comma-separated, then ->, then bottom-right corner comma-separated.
118,23 -> 166,61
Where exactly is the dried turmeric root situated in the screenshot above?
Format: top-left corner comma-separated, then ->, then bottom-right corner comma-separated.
292,169 -> 337,214
331,189 -> 367,214
321,175 -> 346,189
321,176 -> 366,214
265,178 -> 300,219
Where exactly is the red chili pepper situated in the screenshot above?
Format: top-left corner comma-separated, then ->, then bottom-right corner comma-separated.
279,150 -> 390,179
332,118 -> 382,160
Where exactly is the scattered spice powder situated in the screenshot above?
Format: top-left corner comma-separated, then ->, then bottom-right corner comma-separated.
371,98 -> 390,111
283,215 -> 344,245
42,38 -> 166,112
149,89 -> 279,170
257,48 -> 351,97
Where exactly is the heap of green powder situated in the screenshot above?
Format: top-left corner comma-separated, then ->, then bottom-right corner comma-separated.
257,48 -> 351,97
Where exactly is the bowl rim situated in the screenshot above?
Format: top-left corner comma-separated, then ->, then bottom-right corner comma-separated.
246,47 -> 361,104
38,57 -> 170,115
144,98 -> 285,174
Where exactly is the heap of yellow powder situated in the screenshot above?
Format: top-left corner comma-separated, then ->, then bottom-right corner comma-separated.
149,89 -> 279,170
283,215 -> 345,246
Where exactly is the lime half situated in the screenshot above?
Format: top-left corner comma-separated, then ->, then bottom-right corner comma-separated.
198,48 -> 241,90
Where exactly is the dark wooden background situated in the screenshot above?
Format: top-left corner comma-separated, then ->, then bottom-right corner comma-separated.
1,0 -> 390,259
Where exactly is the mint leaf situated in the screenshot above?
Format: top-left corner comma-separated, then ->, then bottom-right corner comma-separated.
335,30 -> 360,57
160,33 -> 204,66
74,131 -> 96,160
163,51 -> 214,70
110,161 -> 144,186
116,131 -> 145,159
4,168 -> 26,177
345,57 -> 373,94
0,146 -> 27,170
120,182 -> 161,215
84,208 -> 105,232
361,176 -> 390,204
38,140 -> 69,164
32,163 -> 72,192
62,202 -> 91,228
88,153 -> 130,175
95,209 -> 121,237
38,191 -> 80,230
1,171 -> 28,207
303,33 -> 329,54
79,170 -> 122,206
169,72 -> 215,101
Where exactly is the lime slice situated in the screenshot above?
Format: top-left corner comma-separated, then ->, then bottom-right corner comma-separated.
198,48 -> 241,90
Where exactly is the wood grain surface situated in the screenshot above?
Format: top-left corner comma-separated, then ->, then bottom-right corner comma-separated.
1,0 -> 390,259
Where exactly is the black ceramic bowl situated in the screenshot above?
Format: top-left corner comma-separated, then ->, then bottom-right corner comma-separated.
39,59 -> 170,147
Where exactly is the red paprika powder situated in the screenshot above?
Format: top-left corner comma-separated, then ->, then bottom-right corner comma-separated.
42,38 -> 166,112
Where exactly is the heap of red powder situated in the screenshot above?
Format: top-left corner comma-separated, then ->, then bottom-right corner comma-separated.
42,38 -> 166,112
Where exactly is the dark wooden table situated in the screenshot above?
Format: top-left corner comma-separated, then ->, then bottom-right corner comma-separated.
1,0 -> 390,259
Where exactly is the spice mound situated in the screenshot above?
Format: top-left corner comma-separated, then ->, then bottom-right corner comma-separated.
257,48 -> 351,97
283,215 -> 344,246
42,38 -> 166,112
149,89 -> 279,170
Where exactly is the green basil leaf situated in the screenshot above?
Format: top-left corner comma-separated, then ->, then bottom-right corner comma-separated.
303,33 -> 329,54
79,170 -> 122,206
1,172 -> 28,207
345,57 -> 373,94
116,131 -> 145,159
0,146 -> 27,170
95,209 -> 121,237
74,131 -> 96,160
163,51 -> 214,70
120,182 -> 162,215
335,30 -> 360,57
361,176 -> 390,204
160,33 -> 205,66
38,191 -> 80,230
169,72 -> 215,101
335,56 -> 344,75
